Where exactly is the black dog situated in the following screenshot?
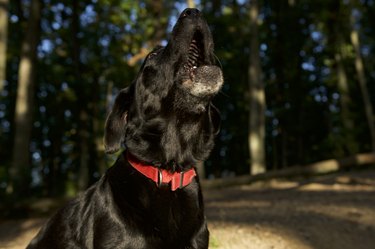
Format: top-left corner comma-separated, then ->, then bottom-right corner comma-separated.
27,8 -> 223,249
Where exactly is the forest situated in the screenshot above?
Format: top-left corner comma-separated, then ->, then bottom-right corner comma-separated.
1,0 -> 375,202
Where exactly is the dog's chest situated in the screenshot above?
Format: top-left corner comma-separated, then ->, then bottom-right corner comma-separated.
153,187 -> 200,223
156,199 -> 202,246
108,162 -> 204,247
92,183 -> 203,249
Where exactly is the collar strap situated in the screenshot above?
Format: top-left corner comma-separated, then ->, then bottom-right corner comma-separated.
126,152 -> 197,191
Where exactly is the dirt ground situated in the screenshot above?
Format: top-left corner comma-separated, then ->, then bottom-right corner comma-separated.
1,169 -> 375,249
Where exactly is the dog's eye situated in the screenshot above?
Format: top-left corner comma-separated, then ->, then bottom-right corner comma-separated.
148,52 -> 158,59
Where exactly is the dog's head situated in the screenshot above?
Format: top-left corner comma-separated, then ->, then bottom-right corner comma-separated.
104,9 -> 223,168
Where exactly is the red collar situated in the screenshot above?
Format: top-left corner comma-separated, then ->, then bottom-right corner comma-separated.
126,152 -> 197,191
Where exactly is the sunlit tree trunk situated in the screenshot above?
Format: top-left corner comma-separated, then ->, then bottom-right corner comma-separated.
9,0 -> 41,195
0,0 -> 9,91
334,38 -> 357,154
248,0 -> 266,175
328,1 -> 356,154
335,39 -> 353,132
187,0 -> 195,8
350,11 -> 375,152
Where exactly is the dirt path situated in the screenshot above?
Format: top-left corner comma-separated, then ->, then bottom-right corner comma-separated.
1,169 -> 375,249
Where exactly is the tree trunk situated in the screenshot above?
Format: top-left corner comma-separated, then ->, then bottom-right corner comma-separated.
329,2 -> 356,154
248,0 -> 266,175
335,42 -> 354,134
78,110 -> 90,191
71,1 -> 90,191
0,0 -> 8,91
350,11 -> 375,152
8,0 -> 41,195
92,76 -> 106,177
187,0 -> 195,8
203,152 -> 375,189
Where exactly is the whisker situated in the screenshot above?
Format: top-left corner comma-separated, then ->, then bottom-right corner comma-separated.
213,54 -> 223,69
218,90 -> 230,99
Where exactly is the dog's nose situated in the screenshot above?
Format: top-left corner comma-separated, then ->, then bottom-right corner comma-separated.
180,8 -> 201,18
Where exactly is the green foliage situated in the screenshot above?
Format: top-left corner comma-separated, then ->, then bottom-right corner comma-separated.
209,235 -> 220,248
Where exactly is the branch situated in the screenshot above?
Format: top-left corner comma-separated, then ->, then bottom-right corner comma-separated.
127,47 -> 150,66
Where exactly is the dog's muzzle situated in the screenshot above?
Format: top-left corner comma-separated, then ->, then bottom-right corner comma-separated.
182,65 -> 223,97
174,9 -> 223,97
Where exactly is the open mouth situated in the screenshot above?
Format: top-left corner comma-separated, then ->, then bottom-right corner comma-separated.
185,31 -> 205,79
175,21 -> 223,98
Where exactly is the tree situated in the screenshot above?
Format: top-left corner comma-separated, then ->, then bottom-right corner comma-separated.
248,0 -> 266,175
323,1 -> 357,155
70,0 -> 91,192
350,2 -> 375,152
264,0 -> 312,169
8,0 -> 41,195
187,0 -> 195,8
0,0 -> 8,92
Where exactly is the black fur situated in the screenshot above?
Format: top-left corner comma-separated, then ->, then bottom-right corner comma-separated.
27,8 -> 223,249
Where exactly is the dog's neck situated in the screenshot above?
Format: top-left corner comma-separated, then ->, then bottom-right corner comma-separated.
125,110 -> 214,171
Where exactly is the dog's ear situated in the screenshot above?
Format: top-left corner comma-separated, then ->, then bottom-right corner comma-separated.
104,86 -> 134,154
209,103 -> 221,135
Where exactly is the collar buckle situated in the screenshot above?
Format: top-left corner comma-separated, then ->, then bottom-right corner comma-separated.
179,171 -> 185,189
157,168 -> 163,187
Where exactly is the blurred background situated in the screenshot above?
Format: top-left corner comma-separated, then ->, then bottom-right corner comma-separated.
1,0 -> 375,205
